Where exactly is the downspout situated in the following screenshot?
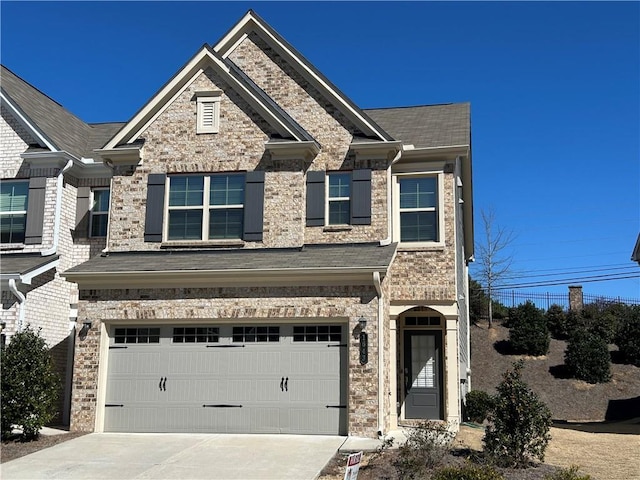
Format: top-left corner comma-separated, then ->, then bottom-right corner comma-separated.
42,159 -> 74,256
373,271 -> 384,436
379,149 -> 402,246
8,279 -> 26,332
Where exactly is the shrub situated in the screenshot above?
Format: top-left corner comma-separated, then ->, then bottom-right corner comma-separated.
1,326 -> 60,440
546,304 -> 568,339
433,463 -> 504,480
509,302 -> 550,356
615,307 -> 640,366
483,361 -> 552,467
543,465 -> 592,480
565,328 -> 611,383
393,421 -> 455,479
465,390 -> 495,423
582,301 -> 623,344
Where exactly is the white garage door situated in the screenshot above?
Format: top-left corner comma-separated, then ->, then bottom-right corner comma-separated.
104,324 -> 347,435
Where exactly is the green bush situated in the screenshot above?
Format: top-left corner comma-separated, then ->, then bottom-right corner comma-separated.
582,301 -> 623,344
565,328 -> 611,383
465,390 -> 495,423
393,421 -> 455,479
615,306 -> 640,366
483,361 -> 552,467
1,326 -> 60,441
546,304 -> 568,339
433,463 -> 505,480
509,302 -> 550,356
543,465 -> 592,480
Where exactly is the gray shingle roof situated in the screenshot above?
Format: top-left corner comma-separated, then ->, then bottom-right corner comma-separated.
0,253 -> 59,276
1,65 -> 119,158
364,103 -> 470,149
65,243 -> 397,275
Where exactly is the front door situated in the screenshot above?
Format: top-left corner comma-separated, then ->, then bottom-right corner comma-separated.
404,330 -> 442,419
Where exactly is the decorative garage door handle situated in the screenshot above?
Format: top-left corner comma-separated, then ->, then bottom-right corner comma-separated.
159,377 -> 167,391
280,377 -> 289,392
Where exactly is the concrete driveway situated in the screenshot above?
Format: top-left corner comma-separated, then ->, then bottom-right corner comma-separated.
0,433 -> 348,480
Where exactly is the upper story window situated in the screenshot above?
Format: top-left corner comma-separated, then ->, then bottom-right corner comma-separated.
196,91 -> 222,134
327,172 -> 351,225
166,174 -> 245,241
394,173 -> 444,246
306,169 -> 371,227
0,180 -> 28,244
90,188 -> 110,237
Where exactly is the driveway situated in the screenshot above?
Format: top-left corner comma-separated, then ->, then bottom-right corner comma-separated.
0,433 -> 347,480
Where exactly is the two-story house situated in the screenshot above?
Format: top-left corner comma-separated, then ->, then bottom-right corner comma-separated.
4,10 -> 473,438
0,65 -> 117,424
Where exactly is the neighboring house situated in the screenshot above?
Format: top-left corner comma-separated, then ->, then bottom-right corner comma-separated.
0,65 -> 119,424
633,233 -> 640,265
5,10 -> 473,437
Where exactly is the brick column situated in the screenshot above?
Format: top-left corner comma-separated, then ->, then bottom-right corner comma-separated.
569,285 -> 583,312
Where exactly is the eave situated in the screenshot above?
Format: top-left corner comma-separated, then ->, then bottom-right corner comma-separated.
265,140 -> 320,161
62,266 -> 389,290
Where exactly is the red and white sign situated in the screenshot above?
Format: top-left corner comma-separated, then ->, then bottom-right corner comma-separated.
343,451 -> 363,480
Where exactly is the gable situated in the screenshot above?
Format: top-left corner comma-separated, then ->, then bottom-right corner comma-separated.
214,10 -> 393,143
104,46 -> 316,151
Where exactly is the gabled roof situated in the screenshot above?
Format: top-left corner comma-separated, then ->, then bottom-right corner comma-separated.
0,253 -> 60,285
214,10 -> 394,143
0,65 -> 107,159
104,44 -> 317,150
632,233 -> 640,264
365,103 -> 470,149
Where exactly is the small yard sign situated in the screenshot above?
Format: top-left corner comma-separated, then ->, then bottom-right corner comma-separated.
343,451 -> 363,480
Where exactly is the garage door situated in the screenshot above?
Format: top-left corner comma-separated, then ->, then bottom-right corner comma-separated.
104,324 -> 347,435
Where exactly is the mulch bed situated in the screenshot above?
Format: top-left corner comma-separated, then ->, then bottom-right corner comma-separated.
1,431 -> 87,463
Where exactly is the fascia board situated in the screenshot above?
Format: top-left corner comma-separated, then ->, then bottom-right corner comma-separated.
21,257 -> 59,285
21,150 -> 77,168
213,12 -> 393,142
63,267 -> 387,289
1,90 -> 57,151
401,145 -> 470,159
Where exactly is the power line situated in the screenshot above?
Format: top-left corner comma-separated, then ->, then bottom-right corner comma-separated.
499,265 -> 638,281
493,273 -> 640,290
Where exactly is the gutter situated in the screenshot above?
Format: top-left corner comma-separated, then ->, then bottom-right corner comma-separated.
42,159 -> 74,256
380,149 -> 402,246
373,271 -> 384,436
8,279 -> 26,332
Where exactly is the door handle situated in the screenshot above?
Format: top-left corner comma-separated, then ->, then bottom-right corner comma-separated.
284,377 -> 288,392
280,377 -> 284,392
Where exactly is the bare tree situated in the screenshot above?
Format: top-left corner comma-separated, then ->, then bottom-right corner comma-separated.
474,209 -> 515,328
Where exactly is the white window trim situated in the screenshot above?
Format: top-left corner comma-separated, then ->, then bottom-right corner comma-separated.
163,175 -> 244,242
89,188 -> 110,238
0,180 -> 29,244
196,91 -> 222,134
392,172 -> 445,249
325,172 -> 351,226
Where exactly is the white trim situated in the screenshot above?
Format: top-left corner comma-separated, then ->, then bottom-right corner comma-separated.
0,91 -> 57,151
128,68 -> 204,145
196,93 -> 222,134
8,279 -> 26,332
325,172 -> 350,226
392,172 -> 445,248
89,188 -> 110,238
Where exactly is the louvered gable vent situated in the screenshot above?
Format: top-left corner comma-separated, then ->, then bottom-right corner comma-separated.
196,91 -> 222,134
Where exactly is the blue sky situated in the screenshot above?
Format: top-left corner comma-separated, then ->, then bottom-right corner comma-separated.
2,1 -> 639,301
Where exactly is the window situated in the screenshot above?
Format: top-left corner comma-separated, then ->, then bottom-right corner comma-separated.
196,92 -> 222,134
114,327 -> 160,344
166,174 -> 244,241
327,173 -> 350,225
0,181 -> 28,243
232,326 -> 279,343
397,175 -> 440,243
173,327 -> 219,343
293,325 -> 342,342
90,188 -> 110,237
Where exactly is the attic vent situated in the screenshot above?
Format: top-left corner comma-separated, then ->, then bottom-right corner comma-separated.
196,91 -> 222,134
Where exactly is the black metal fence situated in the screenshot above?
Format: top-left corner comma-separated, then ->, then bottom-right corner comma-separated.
492,290 -> 640,311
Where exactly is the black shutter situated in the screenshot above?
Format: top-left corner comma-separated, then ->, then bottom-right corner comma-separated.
75,187 -> 91,238
243,171 -> 265,242
351,169 -> 372,225
144,174 -> 166,242
24,177 -> 46,244
306,171 -> 325,226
